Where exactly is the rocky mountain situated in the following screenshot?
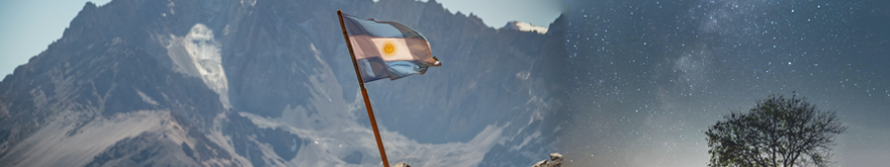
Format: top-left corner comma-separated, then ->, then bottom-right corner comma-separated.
0,0 -> 567,166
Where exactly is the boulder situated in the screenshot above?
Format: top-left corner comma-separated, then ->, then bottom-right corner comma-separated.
531,153 -> 562,167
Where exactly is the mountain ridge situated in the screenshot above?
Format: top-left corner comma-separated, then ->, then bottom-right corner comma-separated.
0,0 -> 568,166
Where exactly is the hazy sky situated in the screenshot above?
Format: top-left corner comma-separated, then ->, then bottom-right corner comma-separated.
429,0 -> 562,27
0,0 -> 561,79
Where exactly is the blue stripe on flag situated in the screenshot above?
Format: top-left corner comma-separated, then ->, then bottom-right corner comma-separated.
357,57 -> 432,83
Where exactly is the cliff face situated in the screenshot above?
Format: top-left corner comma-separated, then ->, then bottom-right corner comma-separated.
0,0 -> 566,166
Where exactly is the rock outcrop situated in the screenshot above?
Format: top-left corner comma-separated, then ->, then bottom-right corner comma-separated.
531,153 -> 563,167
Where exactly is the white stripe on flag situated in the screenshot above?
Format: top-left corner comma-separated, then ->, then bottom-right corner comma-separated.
350,35 -> 421,61
369,37 -> 414,61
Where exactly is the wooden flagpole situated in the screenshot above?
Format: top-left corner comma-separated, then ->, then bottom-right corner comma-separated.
337,10 -> 391,167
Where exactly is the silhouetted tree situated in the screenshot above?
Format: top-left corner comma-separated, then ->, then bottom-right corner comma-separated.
705,93 -> 845,167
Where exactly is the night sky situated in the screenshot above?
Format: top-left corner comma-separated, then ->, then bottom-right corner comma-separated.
558,0 -> 890,166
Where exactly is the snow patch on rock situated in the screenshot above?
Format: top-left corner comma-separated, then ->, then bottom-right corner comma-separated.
503,21 -> 548,34
165,24 -> 231,109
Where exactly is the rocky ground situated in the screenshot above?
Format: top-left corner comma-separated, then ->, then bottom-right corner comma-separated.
531,153 -> 563,167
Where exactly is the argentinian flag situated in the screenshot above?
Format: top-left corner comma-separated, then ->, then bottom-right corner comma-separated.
342,14 -> 441,83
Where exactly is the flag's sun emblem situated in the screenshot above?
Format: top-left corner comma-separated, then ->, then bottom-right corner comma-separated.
382,40 -> 396,57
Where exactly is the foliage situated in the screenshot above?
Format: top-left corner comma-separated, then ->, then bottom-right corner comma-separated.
706,94 -> 846,167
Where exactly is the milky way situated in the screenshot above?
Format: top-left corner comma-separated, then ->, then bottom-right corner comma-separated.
558,0 -> 890,166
